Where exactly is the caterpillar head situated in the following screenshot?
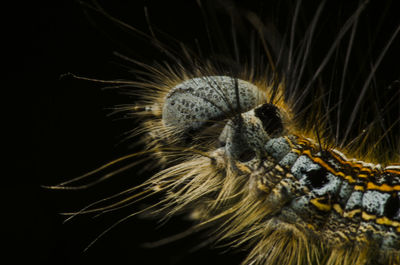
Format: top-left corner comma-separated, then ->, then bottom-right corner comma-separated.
145,76 -> 318,262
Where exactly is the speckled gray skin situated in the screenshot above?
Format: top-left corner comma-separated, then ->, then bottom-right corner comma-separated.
162,76 -> 264,132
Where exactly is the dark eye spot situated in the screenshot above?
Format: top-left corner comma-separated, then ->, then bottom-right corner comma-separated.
218,140 -> 226,147
254,103 -> 283,135
238,148 -> 256,162
305,168 -> 329,189
384,194 -> 400,219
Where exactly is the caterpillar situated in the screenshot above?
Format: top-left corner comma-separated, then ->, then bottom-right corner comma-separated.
47,1 -> 400,265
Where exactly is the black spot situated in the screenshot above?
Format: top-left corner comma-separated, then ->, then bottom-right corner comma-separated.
305,168 -> 329,189
254,103 -> 283,135
384,194 -> 400,219
218,140 -> 226,148
238,148 -> 256,162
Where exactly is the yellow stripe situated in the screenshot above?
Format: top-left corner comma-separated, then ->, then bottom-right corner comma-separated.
298,139 -> 380,175
354,185 -> 364,191
386,169 -> 400,175
292,148 -> 301,155
310,198 -> 331,211
361,211 -> 376,221
333,203 -> 343,215
303,149 -> 357,183
328,150 -> 368,170
283,136 -> 295,148
343,209 -> 361,218
333,203 -> 361,218
376,216 -> 400,227
367,182 -> 400,192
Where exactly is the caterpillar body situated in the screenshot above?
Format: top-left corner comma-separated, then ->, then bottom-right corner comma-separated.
50,1 -> 400,265
132,74 -> 400,265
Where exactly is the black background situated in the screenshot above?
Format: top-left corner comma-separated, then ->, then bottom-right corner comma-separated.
10,1 -> 399,265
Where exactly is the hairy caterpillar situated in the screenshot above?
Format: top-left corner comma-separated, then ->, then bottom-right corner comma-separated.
46,1 -> 400,264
